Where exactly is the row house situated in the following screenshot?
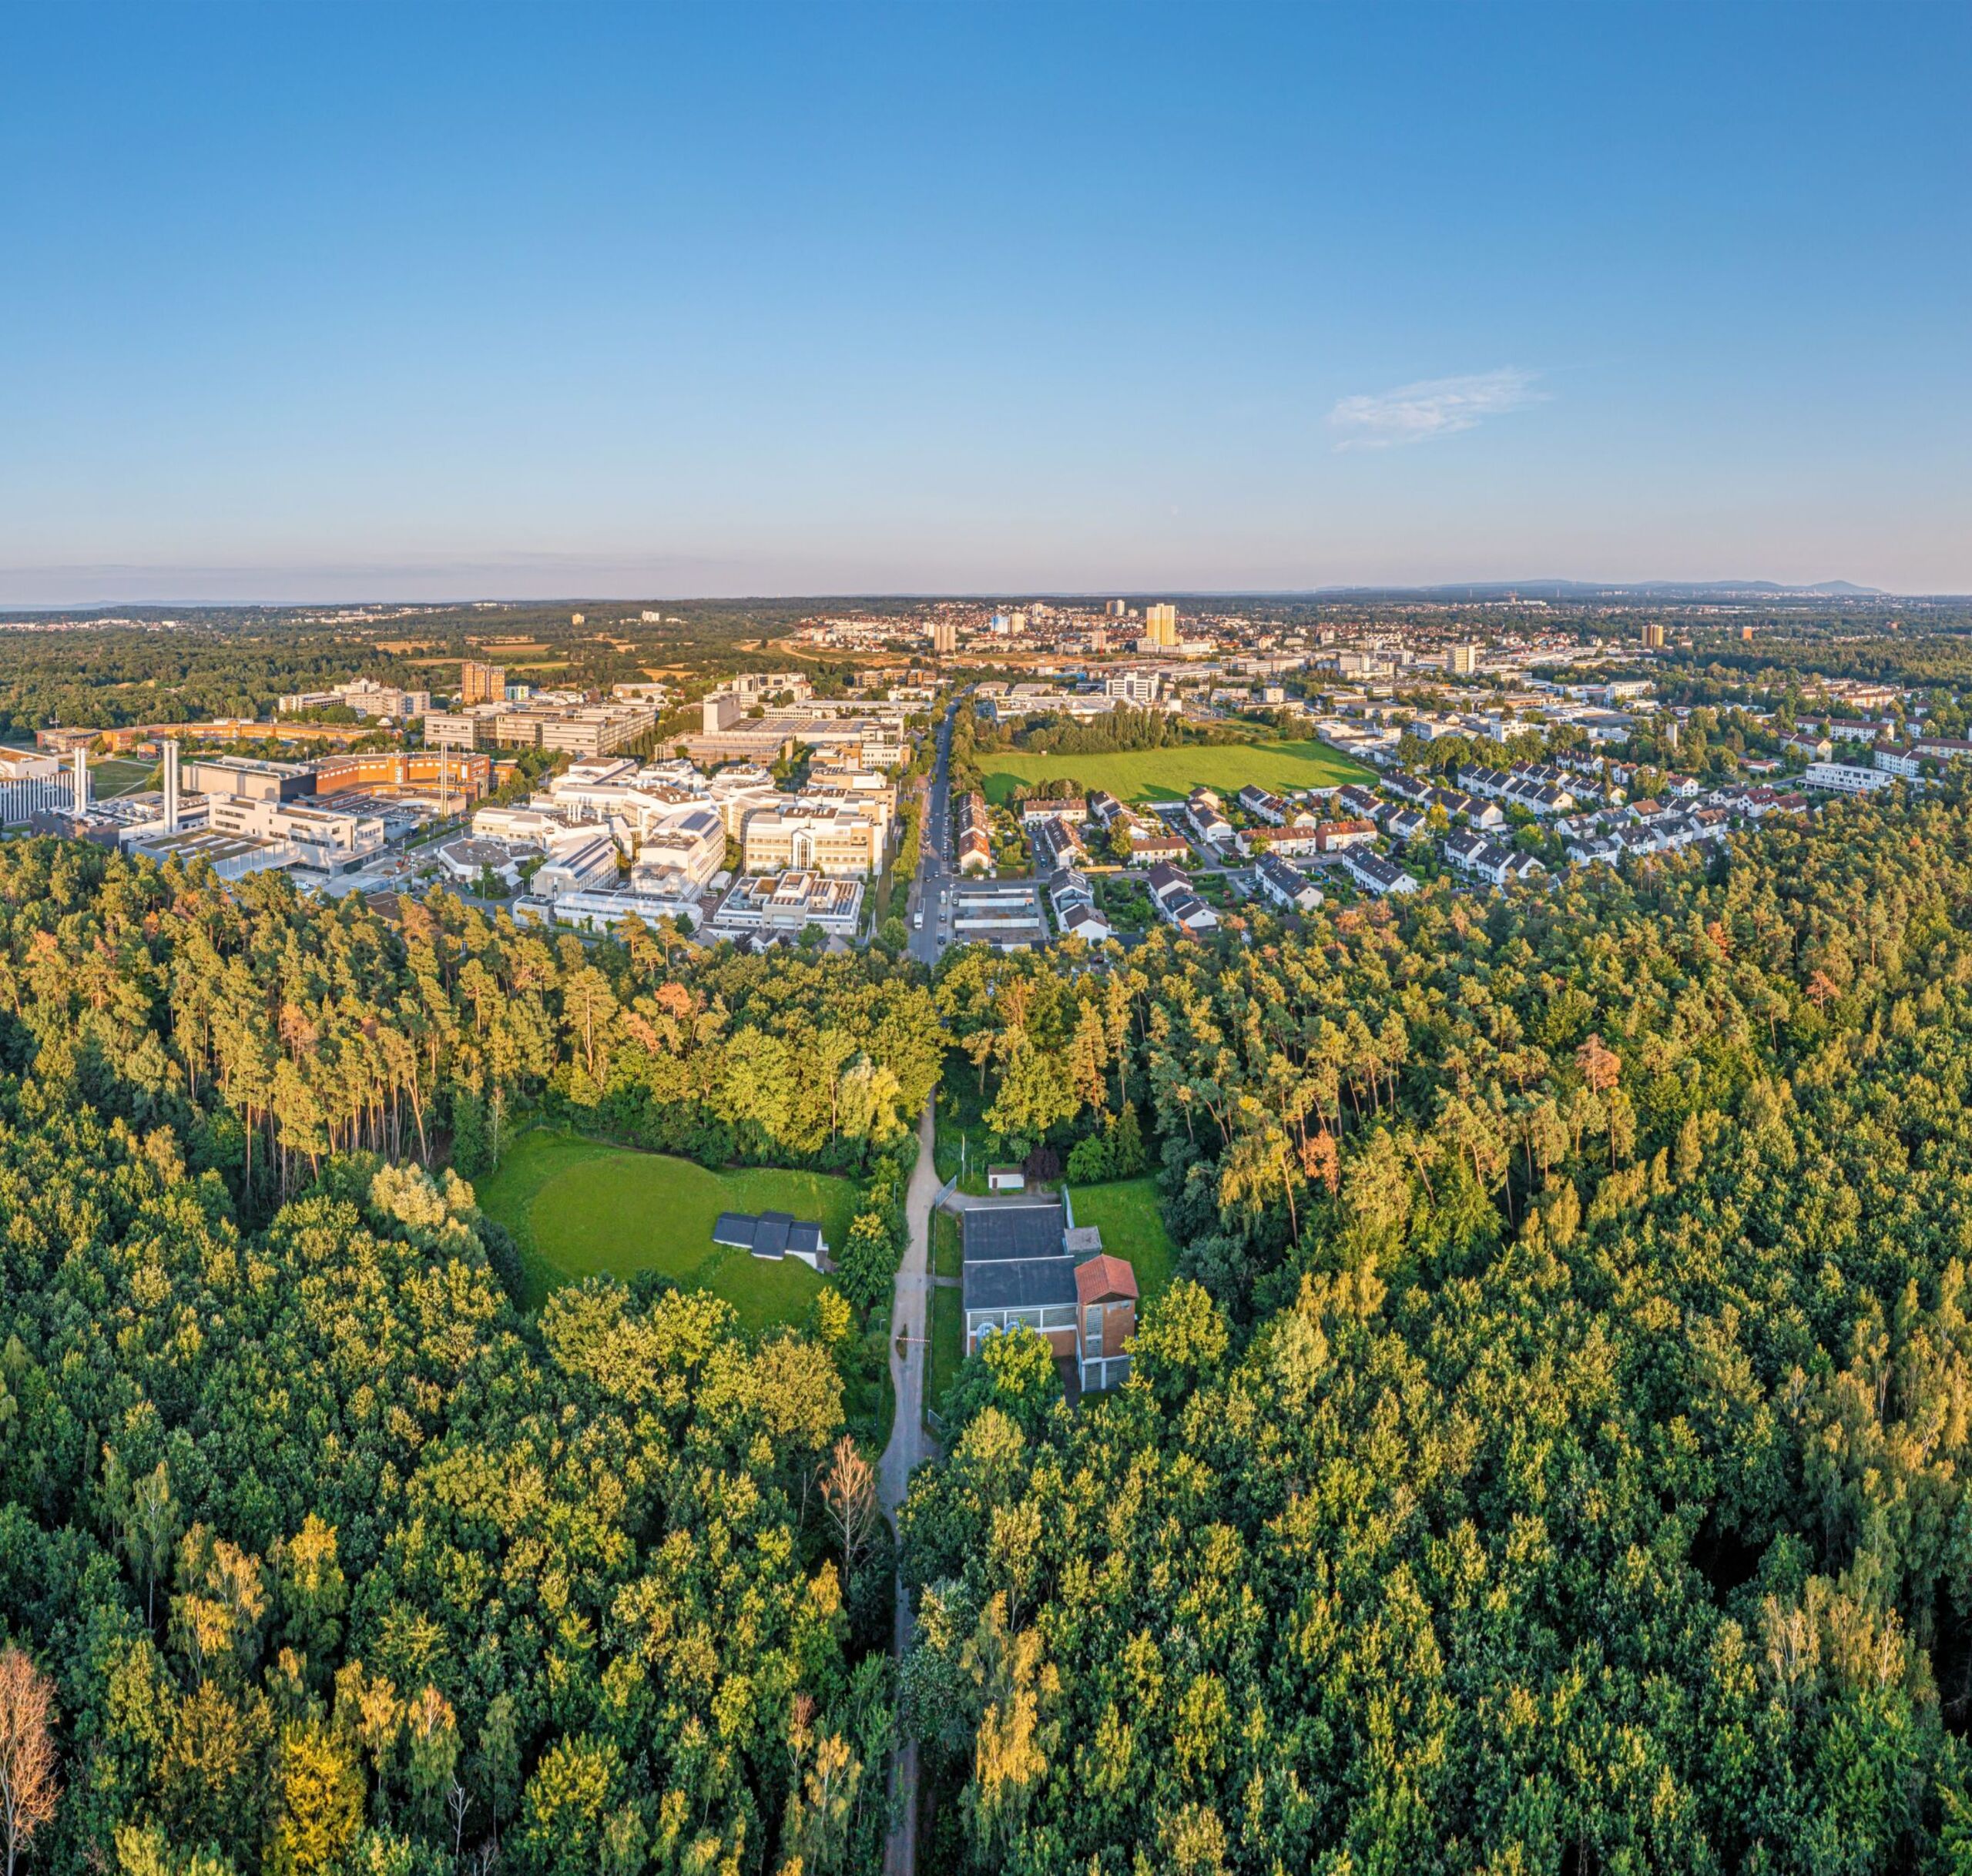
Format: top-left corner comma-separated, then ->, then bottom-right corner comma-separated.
954,790 -> 993,873
1261,826 -> 1326,858
1255,853 -> 1323,913
1029,814 -> 1088,872
1316,817 -> 1379,853
1186,788 -> 1234,846
1048,867 -> 1113,944
1236,784 -> 1286,823
1145,861 -> 1220,933
1444,829 -> 1544,886
1341,850 -> 1418,896
1124,826 -> 1192,866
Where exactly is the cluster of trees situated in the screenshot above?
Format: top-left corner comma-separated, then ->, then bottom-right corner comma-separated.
900,778 -> 1972,1870
0,833 -> 964,1871
0,843 -> 937,1218
0,1124 -> 894,1874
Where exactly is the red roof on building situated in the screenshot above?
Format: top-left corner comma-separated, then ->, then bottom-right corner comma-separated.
1075,1255 -> 1139,1305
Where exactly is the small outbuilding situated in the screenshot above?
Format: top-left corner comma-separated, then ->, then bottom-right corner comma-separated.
713,1209 -> 829,1271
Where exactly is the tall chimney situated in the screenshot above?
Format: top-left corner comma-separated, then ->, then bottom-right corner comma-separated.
71,745 -> 89,812
163,739 -> 181,832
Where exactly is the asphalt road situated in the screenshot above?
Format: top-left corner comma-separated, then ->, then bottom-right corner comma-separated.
880,1098 -> 942,1874
908,704 -> 957,966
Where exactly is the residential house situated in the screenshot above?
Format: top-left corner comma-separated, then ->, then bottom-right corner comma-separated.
1315,818 -> 1379,853
1048,868 -> 1113,944
1342,850 -> 1418,896
1255,853 -> 1323,912
960,1201 -> 1139,1391
1019,797 -> 1088,826
1186,788 -> 1234,847
1122,827 -> 1192,867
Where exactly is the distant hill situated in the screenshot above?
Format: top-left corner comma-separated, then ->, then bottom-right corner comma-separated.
1306,578 -> 1891,601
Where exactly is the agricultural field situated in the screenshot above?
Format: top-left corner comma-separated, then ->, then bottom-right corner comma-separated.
978,738 -> 1371,806
1067,1176 -> 1177,1303
475,1127 -> 857,1330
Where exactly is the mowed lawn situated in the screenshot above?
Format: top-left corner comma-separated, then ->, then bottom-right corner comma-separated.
928,1285 -> 963,1423
91,757 -> 162,798
475,1128 -> 859,1331
1068,1177 -> 1177,1303
978,739 -> 1371,806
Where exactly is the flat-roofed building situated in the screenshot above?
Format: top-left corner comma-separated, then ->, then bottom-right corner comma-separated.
126,826 -> 297,882
740,799 -> 883,876
535,830 -> 622,896
709,869 -> 864,938
199,792 -> 385,873
184,755 -> 316,804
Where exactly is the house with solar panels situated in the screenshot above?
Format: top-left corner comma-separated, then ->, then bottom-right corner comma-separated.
712,1209 -> 830,1271
960,1199 -> 1139,1392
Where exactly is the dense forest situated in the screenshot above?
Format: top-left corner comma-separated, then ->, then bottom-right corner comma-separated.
15,719 -> 1972,1868
0,843 -> 942,1874
0,607 -> 867,739
900,777 -> 1972,1873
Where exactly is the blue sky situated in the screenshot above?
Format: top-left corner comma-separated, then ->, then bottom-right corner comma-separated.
2,1 -> 1967,601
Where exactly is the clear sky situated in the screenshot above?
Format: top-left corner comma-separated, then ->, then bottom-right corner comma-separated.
3,1 -> 1968,602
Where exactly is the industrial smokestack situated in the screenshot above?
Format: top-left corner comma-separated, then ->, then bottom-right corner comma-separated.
71,745 -> 89,812
163,740 -> 181,832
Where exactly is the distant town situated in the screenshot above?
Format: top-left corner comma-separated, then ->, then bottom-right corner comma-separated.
0,594 -> 1954,963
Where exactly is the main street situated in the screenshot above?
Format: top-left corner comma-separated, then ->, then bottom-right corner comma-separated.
908,702 -> 957,966
881,701 -> 958,1872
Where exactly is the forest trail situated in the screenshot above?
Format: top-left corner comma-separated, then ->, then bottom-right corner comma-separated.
880,1096 -> 939,1874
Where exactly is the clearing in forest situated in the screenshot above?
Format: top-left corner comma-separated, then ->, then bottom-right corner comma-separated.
475,1128 -> 858,1330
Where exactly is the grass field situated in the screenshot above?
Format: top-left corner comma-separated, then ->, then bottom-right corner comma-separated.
90,757 -> 161,799
933,1210 -> 961,1280
928,1284 -> 963,1424
475,1127 -> 857,1330
978,739 -> 1371,806
1068,1177 -> 1177,1304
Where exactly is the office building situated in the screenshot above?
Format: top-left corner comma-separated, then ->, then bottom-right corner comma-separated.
740,800 -> 883,876
461,660 -> 507,705
710,869 -> 864,940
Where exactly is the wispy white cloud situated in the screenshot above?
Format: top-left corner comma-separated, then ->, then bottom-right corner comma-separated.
1328,367 -> 1545,450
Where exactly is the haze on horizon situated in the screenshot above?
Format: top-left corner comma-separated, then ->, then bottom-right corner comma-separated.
3,1 -> 1968,606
